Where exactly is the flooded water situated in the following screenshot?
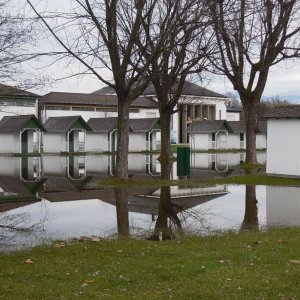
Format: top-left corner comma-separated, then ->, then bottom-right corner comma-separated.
2,151 -> 298,252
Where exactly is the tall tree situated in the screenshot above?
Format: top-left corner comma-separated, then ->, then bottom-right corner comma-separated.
27,0 -> 164,179
139,0 -> 214,178
208,0 -> 300,163
0,0 -> 36,87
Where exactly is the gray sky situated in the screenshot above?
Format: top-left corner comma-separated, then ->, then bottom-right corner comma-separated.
26,0 -> 300,101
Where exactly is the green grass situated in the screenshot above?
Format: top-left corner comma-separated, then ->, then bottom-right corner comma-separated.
95,172 -> 300,188
1,227 -> 300,299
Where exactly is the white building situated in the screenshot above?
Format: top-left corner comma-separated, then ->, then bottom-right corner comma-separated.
43,116 -> 92,153
86,117 -> 118,153
0,84 -> 39,120
0,115 -> 44,154
38,92 -> 159,122
187,120 -> 233,150
86,117 -> 160,153
188,120 -> 267,151
266,106 -> 300,177
93,81 -> 230,144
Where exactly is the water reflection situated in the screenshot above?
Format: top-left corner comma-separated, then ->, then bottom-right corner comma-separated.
6,151 -> 300,252
240,185 -> 258,231
266,186 -> 300,226
149,186 -> 182,241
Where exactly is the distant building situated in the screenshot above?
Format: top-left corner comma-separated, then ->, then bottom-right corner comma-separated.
265,106 -> 300,177
0,84 -> 40,120
86,117 -> 160,153
188,120 -> 267,151
38,92 -> 159,122
93,81 -> 230,143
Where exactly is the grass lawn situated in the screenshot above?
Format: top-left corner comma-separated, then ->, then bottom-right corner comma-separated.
1,227 -> 300,299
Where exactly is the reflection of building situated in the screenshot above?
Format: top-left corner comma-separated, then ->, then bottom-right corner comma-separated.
266,106 -> 300,177
42,155 -> 86,179
0,156 -> 41,181
266,186 -> 300,226
123,185 -> 228,215
0,156 -> 43,203
85,154 -> 160,177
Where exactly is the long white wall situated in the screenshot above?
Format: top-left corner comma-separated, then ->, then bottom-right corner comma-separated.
43,133 -> 67,153
227,134 -> 241,149
86,133 -> 109,152
0,133 -> 19,153
0,106 -> 36,120
42,108 -> 159,122
267,119 -> 300,177
189,133 -> 210,150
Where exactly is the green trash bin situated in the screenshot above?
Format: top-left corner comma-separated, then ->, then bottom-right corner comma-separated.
177,145 -> 190,177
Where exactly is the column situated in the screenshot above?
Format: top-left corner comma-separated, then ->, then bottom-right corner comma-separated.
182,105 -> 187,143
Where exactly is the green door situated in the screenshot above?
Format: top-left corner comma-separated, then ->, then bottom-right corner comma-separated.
69,131 -> 74,152
21,131 -> 28,153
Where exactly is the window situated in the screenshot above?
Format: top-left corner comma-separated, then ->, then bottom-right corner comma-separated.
96,107 -> 117,112
72,106 -> 93,111
47,105 -> 70,110
240,133 -> 244,141
130,108 -> 140,113
212,133 -> 216,141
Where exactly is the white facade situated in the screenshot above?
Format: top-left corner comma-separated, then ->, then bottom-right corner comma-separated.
226,112 -> 241,121
43,133 -> 67,153
0,106 -> 36,121
0,133 -> 19,153
267,119 -> 300,177
43,130 -> 82,153
0,129 -> 40,154
129,132 -> 157,152
189,132 -> 229,151
256,134 -> 267,149
85,133 -> 111,153
41,108 -> 159,123
227,133 -> 243,149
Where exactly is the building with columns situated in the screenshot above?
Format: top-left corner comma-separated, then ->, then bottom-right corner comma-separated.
93,80 -> 229,143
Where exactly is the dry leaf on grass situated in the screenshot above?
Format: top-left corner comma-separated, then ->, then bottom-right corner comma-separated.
24,259 -> 34,264
91,236 -> 101,243
54,243 -> 65,248
289,260 -> 300,265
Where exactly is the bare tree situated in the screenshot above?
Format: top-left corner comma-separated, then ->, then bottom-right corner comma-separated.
27,0 -> 166,179
138,0 -> 214,179
208,0 -> 300,163
0,0 -> 39,88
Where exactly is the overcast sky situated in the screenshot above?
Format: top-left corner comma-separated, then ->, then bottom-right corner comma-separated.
25,0 -> 300,101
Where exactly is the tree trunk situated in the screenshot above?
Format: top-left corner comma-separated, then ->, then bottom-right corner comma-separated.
115,187 -> 129,237
159,106 -> 174,180
243,99 -> 260,164
116,99 -> 130,179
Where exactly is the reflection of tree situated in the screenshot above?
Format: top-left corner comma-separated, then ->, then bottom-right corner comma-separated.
0,211 -> 47,250
149,186 -> 182,241
240,185 -> 258,231
114,188 -> 129,237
